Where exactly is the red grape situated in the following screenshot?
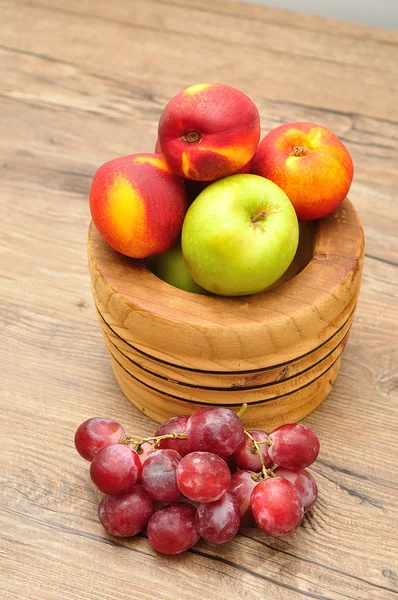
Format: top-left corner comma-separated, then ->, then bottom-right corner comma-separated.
186,407 -> 244,456
268,423 -> 320,469
142,449 -> 182,503
147,503 -> 200,554
98,485 -> 155,537
74,417 -> 126,461
176,451 -> 231,503
222,454 -> 237,473
136,441 -> 154,475
196,493 -> 240,544
90,443 -> 142,494
155,416 -> 191,456
251,477 -> 304,536
274,467 -> 318,512
228,470 -> 259,526
233,430 -> 273,471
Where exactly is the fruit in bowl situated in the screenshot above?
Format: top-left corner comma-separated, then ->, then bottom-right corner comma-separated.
181,174 -> 299,296
157,83 -> 260,181
145,241 -> 209,294
89,153 -> 187,258
252,122 -> 354,220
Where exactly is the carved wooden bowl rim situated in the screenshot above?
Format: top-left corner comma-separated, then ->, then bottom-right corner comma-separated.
88,197 -> 364,368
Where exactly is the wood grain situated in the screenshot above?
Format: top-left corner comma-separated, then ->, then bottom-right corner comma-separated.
0,0 -> 397,599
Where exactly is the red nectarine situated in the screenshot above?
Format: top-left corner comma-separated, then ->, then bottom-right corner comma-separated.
158,83 -> 260,181
252,122 -> 353,220
89,154 -> 187,258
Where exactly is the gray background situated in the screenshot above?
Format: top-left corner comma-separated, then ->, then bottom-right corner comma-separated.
243,0 -> 398,29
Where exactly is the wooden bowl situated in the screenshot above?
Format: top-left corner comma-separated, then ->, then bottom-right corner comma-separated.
88,198 -> 364,429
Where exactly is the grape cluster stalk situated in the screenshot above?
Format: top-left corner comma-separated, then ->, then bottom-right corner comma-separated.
74,406 -> 320,554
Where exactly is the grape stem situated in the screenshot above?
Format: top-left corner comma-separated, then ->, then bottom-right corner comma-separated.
256,438 -> 272,447
244,430 -> 275,480
120,433 -> 187,453
237,403 -> 248,418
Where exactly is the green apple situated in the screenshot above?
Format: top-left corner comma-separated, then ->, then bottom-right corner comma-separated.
145,241 -> 208,295
181,174 -> 299,296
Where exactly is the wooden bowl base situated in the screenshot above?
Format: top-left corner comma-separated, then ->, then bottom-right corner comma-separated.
88,197 -> 364,429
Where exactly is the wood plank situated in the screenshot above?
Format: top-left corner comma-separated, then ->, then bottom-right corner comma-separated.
0,0 -> 397,121
155,0 -> 398,44
0,0 -> 397,598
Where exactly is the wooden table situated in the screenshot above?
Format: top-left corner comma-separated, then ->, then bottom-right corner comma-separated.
1,1 -> 397,598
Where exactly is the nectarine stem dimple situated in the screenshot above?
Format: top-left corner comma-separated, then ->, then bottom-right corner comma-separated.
291,145 -> 309,157
183,131 -> 201,143
251,210 -> 267,223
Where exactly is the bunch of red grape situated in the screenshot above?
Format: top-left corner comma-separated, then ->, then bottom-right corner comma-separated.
74,407 -> 320,554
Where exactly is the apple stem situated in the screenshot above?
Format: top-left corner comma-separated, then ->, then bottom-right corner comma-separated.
251,210 -> 267,223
